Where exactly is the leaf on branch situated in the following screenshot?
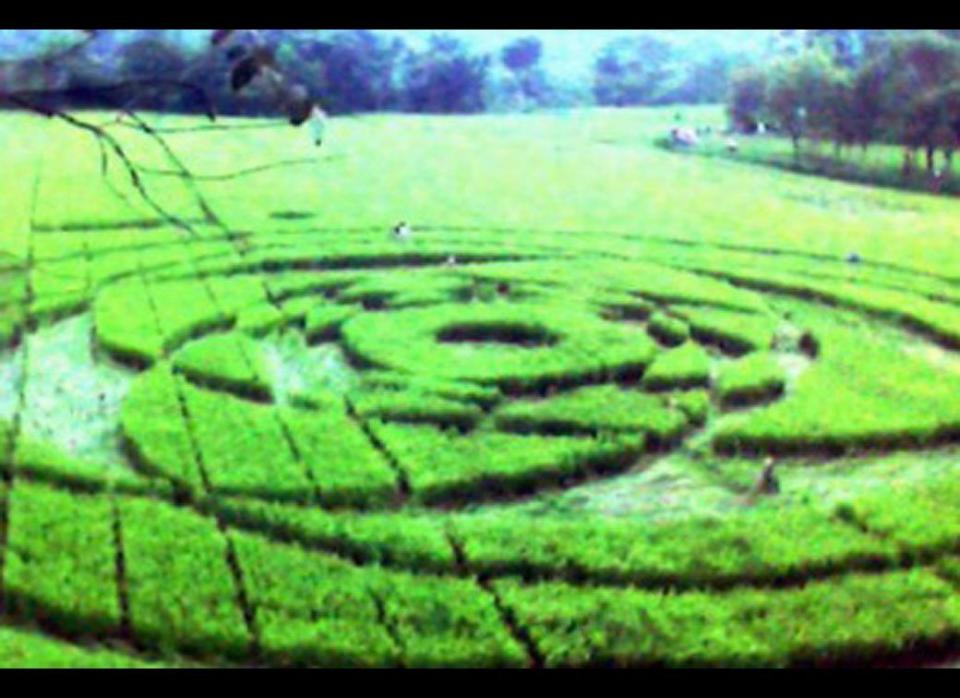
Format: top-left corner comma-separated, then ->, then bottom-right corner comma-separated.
285,85 -> 314,126
231,55 -> 260,92
251,45 -> 277,70
225,45 -> 247,62
212,30 -> 237,46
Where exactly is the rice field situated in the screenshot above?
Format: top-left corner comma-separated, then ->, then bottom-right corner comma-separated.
3,105 -> 960,667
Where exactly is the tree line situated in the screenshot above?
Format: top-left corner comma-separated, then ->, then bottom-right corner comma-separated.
0,29 -> 758,117
728,30 -> 960,175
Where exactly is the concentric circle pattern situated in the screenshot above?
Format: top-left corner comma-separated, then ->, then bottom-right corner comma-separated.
4,110 -> 960,668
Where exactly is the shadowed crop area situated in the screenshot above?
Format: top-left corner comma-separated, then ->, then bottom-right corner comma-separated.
3,103 -> 960,668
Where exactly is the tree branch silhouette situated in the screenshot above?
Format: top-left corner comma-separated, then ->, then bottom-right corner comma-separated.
0,29 -> 327,276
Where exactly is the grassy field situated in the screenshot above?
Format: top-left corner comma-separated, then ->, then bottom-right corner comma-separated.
2,104 -> 960,667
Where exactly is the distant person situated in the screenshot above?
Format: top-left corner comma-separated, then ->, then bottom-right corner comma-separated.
309,105 -> 327,147
930,168 -> 948,195
670,127 -> 699,148
753,457 -> 780,497
392,222 -> 413,241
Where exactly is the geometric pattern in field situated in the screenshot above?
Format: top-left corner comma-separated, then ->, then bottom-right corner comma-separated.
4,115 -> 960,667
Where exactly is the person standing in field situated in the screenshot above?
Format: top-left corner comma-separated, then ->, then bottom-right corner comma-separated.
309,105 -> 327,147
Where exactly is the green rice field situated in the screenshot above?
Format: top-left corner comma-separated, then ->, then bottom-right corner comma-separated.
3,105 -> 960,667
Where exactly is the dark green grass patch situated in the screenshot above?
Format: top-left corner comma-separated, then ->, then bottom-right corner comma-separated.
370,569 -> 528,668
713,305 -> 960,456
174,333 -> 272,401
668,389 -> 711,426
13,435 -> 170,497
119,497 -> 251,660
147,279 -> 228,353
304,304 -> 361,343
359,371 -> 502,409
278,403 -> 399,507
641,342 -> 711,391
670,304 -> 779,355
93,277 -> 164,366
231,531 -> 400,667
494,384 -> 688,444
235,301 -> 287,336
369,421 -> 645,505
451,502 -> 898,588
337,272 -> 472,309
350,388 -> 485,431
715,353 -> 787,407
211,496 -> 456,572
0,625 -> 167,668
646,311 -> 690,346
303,302 -> 361,343
120,364 -> 204,492
3,482 -> 121,636
833,475 -> 960,556
181,381 -> 313,502
495,568 -> 960,667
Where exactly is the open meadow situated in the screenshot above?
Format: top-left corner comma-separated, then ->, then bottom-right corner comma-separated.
2,105 -> 960,667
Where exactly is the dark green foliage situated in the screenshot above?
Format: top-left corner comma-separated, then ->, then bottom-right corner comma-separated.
495,569 -> 960,667
713,307 -> 960,455
13,435 -> 170,497
341,301 -> 659,391
148,279 -> 227,353
120,363 -> 204,491
715,353 -> 786,407
212,496 -> 456,572
182,381 -> 313,501
350,387 -> 485,430
3,482 -> 121,636
670,304 -> 778,354
642,342 -> 711,390
174,332 -> 272,400
370,570 -> 528,667
0,625 -> 166,668
370,421 -> 645,504
231,532 -> 400,667
119,497 -> 250,659
304,303 -> 360,342
494,385 -> 686,442
647,312 -> 690,346
279,403 -> 399,507
452,503 -> 897,587
94,277 -> 164,365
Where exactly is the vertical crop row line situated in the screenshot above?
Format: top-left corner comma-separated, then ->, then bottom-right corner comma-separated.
109,498 -> 133,640
344,397 -> 411,501
171,377 -> 261,659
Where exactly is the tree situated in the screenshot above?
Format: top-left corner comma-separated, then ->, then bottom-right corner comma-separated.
501,37 -> 542,73
593,35 -> 675,106
401,35 -> 490,114
498,36 -> 550,110
765,50 -> 838,157
117,36 -> 189,111
848,56 -> 887,152
728,66 -> 767,132
873,31 -> 960,173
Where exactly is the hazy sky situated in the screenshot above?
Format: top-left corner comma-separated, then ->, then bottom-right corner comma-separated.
378,30 -> 779,79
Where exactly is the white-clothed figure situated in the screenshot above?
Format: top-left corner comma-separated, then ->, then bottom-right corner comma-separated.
392,222 -> 413,241
309,105 -> 327,147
